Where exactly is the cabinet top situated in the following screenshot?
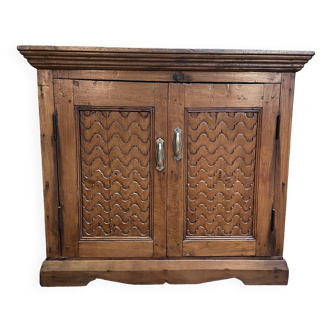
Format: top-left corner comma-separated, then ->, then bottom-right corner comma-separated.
17,45 -> 314,72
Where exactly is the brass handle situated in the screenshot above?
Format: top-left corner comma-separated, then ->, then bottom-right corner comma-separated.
173,127 -> 182,160
156,138 -> 164,171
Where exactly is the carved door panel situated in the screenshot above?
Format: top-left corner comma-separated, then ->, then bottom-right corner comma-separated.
54,81 -> 167,258
167,83 -> 280,257
54,80 -> 279,259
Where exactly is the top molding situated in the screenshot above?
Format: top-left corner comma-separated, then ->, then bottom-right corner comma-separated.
17,45 -> 314,72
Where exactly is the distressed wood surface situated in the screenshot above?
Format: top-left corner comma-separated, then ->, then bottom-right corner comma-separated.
152,83 -> 168,257
183,239 -> 256,256
52,70 -> 282,83
272,73 -> 296,256
37,70 -> 61,257
185,84 -> 264,108
167,84 -> 185,257
73,80 -> 155,107
18,45 -> 314,72
54,79 -> 78,257
78,240 -> 153,258
18,45 -> 315,54
55,80 -> 167,258
19,46 -> 313,286
180,84 -> 277,257
44,80 -> 279,257
255,84 -> 281,256
40,258 -> 289,286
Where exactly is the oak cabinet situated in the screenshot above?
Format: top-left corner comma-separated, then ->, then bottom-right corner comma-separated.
18,46 -> 314,286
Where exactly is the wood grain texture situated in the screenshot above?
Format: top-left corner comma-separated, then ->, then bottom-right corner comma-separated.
255,84 -> 281,256
183,239 -> 256,256
152,83 -> 168,257
73,81 -> 155,107
40,258 -> 288,286
186,111 -> 258,237
55,81 -> 167,258
185,84 -> 264,108
78,240 -> 153,258
54,79 -> 78,257
273,73 -> 295,256
80,110 -> 152,238
52,70 -> 282,83
167,84 -> 185,257
181,84 -> 273,257
37,70 -> 61,257
20,46 -> 314,286
18,45 -> 314,72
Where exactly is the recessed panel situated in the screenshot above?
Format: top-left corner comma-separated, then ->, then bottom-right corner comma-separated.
79,109 -> 151,238
186,110 -> 258,237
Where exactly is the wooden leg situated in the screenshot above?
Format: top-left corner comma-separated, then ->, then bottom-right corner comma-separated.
40,258 -> 289,286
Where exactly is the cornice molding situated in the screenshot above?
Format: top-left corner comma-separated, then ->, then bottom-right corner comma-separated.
18,46 -> 314,72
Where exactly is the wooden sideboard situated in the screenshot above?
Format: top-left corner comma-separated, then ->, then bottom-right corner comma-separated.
18,46 -> 314,286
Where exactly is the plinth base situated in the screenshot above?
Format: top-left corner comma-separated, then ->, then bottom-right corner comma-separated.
40,258 -> 288,286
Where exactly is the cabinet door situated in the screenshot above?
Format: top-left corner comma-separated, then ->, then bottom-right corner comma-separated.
54,80 -> 167,258
167,83 -> 280,257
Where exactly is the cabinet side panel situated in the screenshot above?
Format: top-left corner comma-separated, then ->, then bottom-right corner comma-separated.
37,70 -> 61,257
273,73 -> 295,256
255,84 -> 280,256
54,79 -> 78,257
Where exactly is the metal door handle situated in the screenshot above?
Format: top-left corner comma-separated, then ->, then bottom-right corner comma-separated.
156,138 -> 164,171
173,127 -> 182,160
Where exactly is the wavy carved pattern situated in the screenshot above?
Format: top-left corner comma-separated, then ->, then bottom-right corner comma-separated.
80,110 -> 151,237
186,111 -> 258,237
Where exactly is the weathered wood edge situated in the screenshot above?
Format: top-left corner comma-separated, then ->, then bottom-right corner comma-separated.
40,258 -> 289,286
37,70 -> 61,257
18,46 -> 314,72
54,80 -> 78,257
17,45 -> 315,55
256,84 -> 281,256
272,73 -> 296,255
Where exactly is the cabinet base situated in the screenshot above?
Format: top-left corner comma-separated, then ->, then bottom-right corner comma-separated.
40,258 -> 288,286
